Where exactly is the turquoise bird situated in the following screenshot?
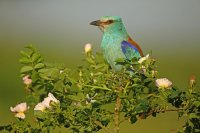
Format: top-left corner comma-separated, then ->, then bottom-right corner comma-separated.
90,16 -> 144,71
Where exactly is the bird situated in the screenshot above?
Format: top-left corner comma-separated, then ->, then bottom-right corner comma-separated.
90,16 -> 143,71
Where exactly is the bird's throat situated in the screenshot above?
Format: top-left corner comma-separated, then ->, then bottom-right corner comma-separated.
98,26 -> 104,32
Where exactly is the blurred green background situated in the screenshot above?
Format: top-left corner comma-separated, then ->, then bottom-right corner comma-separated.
0,1 -> 200,132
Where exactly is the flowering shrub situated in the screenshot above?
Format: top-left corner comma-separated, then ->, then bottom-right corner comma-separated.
0,45 -> 200,133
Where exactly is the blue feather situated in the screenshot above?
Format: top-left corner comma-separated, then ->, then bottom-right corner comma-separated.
121,40 -> 140,60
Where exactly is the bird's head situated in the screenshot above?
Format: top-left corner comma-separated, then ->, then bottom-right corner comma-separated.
90,16 -> 126,33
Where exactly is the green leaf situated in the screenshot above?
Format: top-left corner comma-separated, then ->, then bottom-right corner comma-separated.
34,63 -> 45,69
144,72 -> 151,78
31,70 -> 39,83
38,68 -> 60,79
195,129 -> 200,132
115,58 -> 125,63
54,80 -> 65,91
0,124 -> 12,132
19,57 -> 32,64
25,44 -> 36,51
86,58 -> 95,64
189,113 -> 199,119
20,50 -> 30,58
92,64 -> 106,70
188,120 -> 194,127
130,115 -> 137,124
193,101 -> 200,107
32,52 -> 41,62
34,110 -> 46,118
20,66 -> 33,73
152,112 -> 157,117
95,52 -> 105,63
67,95 -> 82,101
77,93 -> 85,99
69,84 -> 81,93
37,57 -> 44,63
143,78 -> 152,83
133,78 -> 141,83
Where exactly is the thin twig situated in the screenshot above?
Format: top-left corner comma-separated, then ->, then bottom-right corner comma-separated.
156,108 -> 185,113
83,84 -> 111,91
94,120 -> 111,133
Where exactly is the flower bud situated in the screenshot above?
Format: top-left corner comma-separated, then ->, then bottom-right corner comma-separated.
22,75 -> 32,85
189,75 -> 196,89
84,43 -> 92,53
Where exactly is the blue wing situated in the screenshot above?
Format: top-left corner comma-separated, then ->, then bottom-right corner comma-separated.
121,40 -> 141,60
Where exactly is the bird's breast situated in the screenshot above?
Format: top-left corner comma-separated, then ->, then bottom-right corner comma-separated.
101,34 -> 126,70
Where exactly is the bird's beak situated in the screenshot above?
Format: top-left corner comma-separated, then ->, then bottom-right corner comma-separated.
90,20 -> 101,26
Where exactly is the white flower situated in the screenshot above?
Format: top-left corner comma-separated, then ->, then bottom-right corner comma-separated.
47,93 -> 60,104
23,75 -> 32,85
155,78 -> 172,89
60,70 -> 64,74
10,102 -> 29,119
86,94 -> 97,105
138,54 -> 149,64
34,93 -> 59,112
84,43 -> 92,53
34,102 -> 46,112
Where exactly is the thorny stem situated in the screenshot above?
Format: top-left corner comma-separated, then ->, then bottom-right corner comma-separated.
114,90 -> 121,133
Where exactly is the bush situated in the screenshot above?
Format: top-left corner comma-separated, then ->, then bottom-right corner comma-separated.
0,45 -> 200,133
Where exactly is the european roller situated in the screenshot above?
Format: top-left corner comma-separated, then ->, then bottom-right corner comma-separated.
90,16 -> 143,71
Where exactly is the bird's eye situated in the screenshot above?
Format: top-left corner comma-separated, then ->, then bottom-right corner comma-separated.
107,20 -> 114,24
103,20 -> 114,25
